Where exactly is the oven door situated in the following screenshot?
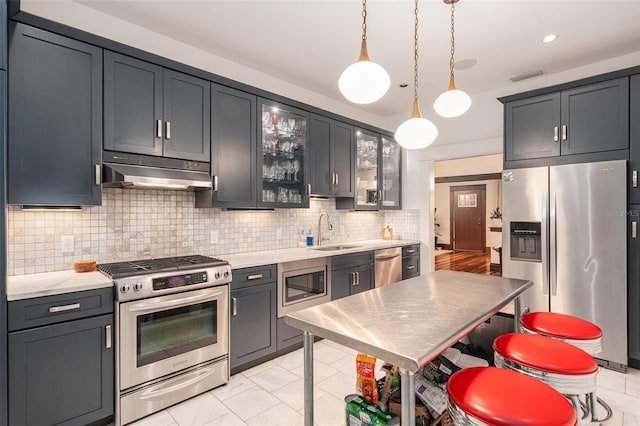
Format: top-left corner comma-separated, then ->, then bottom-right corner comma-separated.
119,285 -> 229,390
278,262 -> 331,317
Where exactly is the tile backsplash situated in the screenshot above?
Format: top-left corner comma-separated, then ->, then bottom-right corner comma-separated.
7,188 -> 420,275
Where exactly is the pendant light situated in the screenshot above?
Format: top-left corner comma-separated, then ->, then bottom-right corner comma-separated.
338,0 -> 390,104
395,0 -> 438,150
434,0 -> 471,118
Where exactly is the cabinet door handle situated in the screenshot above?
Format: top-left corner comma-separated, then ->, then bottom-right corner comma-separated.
335,173 -> 339,186
247,274 -> 263,280
166,121 -> 171,139
553,126 -> 559,142
351,272 -> 356,286
633,170 -> 638,188
213,176 -> 219,192
95,164 -> 101,185
562,125 -> 567,141
633,221 -> 637,239
378,190 -> 383,203
156,119 -> 163,138
49,303 -> 80,313
105,324 -> 112,349
307,184 -> 312,196
232,297 -> 238,316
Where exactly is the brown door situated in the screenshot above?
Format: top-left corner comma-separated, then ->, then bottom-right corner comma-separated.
450,185 -> 486,252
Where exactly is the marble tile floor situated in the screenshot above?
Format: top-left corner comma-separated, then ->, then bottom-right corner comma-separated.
129,339 -> 640,426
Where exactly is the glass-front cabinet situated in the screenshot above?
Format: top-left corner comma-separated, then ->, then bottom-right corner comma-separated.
380,134 -> 401,209
258,98 -> 309,208
337,129 -> 401,210
354,129 -> 380,210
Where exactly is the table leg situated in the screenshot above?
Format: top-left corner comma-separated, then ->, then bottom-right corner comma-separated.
513,296 -> 521,333
303,331 -> 314,426
399,368 -> 415,426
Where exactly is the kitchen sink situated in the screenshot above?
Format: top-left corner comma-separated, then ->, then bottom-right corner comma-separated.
311,245 -> 361,251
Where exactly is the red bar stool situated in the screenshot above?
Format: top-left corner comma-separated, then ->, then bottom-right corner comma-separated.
493,333 -> 611,423
519,311 -> 602,355
446,366 -> 577,426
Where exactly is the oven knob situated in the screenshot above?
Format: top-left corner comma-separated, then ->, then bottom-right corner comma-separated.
224,270 -> 230,278
120,283 -> 131,293
133,282 -> 143,291
215,271 -> 222,279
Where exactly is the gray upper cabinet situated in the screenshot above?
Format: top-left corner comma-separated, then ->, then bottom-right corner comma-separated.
560,78 -> 629,155
629,75 -> 640,204
8,23 -> 102,206
104,51 -> 210,162
196,84 -> 257,208
104,52 -> 162,156
309,114 -> 355,198
504,93 -> 561,161
504,77 -> 629,164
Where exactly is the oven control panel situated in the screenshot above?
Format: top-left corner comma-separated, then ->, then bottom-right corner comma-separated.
152,272 -> 208,291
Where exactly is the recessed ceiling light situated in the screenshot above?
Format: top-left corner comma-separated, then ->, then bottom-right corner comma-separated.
542,34 -> 558,43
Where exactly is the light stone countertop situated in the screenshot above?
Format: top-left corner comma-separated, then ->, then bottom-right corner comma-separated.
7,270 -> 114,301
215,239 -> 421,270
6,239 -> 421,301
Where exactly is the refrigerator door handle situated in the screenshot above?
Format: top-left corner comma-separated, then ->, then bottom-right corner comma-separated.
549,191 -> 558,296
542,191 -> 549,296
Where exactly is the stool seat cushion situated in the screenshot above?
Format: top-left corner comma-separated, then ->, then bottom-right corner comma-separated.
447,367 -> 577,426
520,312 -> 602,340
493,333 -> 598,375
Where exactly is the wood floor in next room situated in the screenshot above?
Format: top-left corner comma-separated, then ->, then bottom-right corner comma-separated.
434,249 -> 499,276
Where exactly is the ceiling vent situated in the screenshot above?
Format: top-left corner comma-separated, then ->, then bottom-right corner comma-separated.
510,69 -> 544,82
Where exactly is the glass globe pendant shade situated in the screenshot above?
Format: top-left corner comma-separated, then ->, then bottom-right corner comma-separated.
338,40 -> 390,104
395,99 -> 438,149
434,75 -> 472,118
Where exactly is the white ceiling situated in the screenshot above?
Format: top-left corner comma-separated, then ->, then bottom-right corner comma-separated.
50,1 -> 640,152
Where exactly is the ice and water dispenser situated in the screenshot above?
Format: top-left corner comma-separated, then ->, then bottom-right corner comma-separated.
510,222 -> 542,262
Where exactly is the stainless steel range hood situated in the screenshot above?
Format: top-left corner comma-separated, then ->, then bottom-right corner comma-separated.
102,151 -> 212,191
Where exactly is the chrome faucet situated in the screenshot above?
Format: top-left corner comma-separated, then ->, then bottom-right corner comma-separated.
317,213 -> 333,246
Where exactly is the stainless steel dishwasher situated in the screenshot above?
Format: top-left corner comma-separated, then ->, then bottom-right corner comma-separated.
374,247 -> 402,287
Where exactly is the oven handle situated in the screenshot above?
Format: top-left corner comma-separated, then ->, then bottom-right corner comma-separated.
139,367 -> 216,400
128,291 -> 223,313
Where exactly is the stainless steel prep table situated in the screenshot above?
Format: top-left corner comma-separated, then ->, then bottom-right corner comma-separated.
284,270 -> 533,426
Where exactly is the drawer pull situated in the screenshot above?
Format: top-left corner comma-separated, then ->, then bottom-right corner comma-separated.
405,249 -> 416,253
49,303 -> 80,313
406,265 -> 416,270
105,325 -> 112,349
247,274 -> 263,280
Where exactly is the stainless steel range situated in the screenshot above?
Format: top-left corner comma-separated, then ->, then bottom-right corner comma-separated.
98,255 -> 232,425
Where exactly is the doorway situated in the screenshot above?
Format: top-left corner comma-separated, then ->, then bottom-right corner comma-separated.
450,185 -> 486,252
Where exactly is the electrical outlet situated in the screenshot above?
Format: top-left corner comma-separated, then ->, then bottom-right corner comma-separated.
409,225 -> 418,234
276,228 -> 283,240
61,235 -> 74,254
210,230 -> 219,244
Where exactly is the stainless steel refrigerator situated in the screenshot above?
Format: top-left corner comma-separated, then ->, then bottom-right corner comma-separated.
502,160 -> 627,371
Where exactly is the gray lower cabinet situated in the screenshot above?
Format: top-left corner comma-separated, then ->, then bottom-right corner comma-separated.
402,244 -> 420,280
8,288 -> 114,426
308,114 -> 355,198
629,206 -> 640,368
196,84 -> 257,208
331,251 -> 374,300
230,266 -> 277,373
104,51 -> 210,162
8,22 -> 102,205
630,74 -> 640,204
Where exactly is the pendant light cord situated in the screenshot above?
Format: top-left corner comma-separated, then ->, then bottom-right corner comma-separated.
413,0 -> 419,101
362,0 -> 367,40
449,2 -> 456,78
